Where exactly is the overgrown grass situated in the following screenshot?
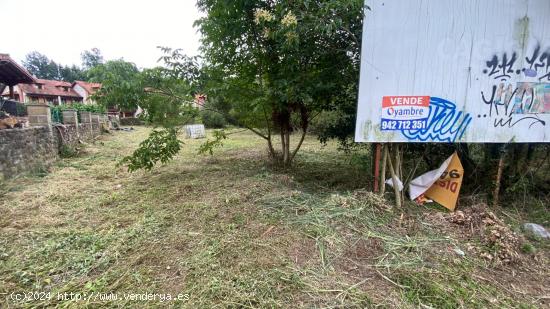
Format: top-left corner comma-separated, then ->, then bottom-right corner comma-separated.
0,127 -> 547,308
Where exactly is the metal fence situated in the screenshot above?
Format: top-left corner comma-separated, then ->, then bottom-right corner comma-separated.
50,108 -> 63,123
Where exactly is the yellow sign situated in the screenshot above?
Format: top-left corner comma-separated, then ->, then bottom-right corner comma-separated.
424,152 -> 464,211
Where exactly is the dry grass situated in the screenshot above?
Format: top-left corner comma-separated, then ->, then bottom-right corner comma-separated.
0,127 -> 548,308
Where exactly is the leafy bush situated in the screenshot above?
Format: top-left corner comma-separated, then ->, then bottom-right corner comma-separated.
59,145 -> 77,158
68,103 -> 106,113
200,109 -> 227,128
119,129 -> 182,172
49,103 -> 105,113
309,111 -> 340,135
49,103 -> 106,123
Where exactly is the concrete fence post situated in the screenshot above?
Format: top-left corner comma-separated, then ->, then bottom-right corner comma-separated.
91,113 -> 100,137
92,113 -> 100,124
27,104 -> 51,127
79,111 -> 92,141
62,109 -> 79,139
62,109 -> 78,125
80,111 -> 92,124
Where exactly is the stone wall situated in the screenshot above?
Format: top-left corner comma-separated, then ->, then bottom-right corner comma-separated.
0,127 -> 58,179
0,106 -> 108,180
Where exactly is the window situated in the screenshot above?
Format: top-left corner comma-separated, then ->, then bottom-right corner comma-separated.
36,84 -> 43,90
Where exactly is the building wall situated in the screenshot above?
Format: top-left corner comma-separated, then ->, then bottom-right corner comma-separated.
0,124 -> 102,180
72,84 -> 89,102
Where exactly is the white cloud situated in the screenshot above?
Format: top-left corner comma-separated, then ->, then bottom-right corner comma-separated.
0,0 -> 203,69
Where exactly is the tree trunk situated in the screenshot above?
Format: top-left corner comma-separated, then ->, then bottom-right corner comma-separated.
271,104 -> 309,167
289,105 -> 309,164
283,130 -> 290,166
388,145 -> 402,208
267,135 -> 276,159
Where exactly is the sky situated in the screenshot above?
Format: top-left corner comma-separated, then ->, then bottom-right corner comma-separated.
0,0 -> 203,69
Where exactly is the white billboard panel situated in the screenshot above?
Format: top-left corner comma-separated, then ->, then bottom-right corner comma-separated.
355,0 -> 550,143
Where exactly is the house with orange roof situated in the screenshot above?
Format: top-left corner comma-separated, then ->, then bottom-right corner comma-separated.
72,80 -> 101,104
3,79 -> 83,105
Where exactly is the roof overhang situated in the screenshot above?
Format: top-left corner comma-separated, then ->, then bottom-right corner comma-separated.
0,54 -> 36,86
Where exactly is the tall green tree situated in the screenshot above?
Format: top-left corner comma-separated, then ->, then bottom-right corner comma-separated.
81,48 -> 105,70
22,51 -> 60,80
88,60 -> 142,110
107,1 -> 365,171
59,64 -> 86,82
22,51 -> 86,82
196,0 -> 364,166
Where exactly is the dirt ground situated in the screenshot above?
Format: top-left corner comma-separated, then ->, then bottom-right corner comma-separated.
0,127 -> 548,308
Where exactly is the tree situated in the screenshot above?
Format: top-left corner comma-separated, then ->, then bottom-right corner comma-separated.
195,0 -> 364,166
81,48 -> 104,70
106,1 -> 364,172
88,60 -> 142,110
95,50 -> 201,171
59,64 -> 86,82
22,51 -> 60,80
22,51 -> 86,82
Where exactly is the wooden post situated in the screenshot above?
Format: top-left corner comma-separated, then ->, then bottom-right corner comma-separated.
380,144 -> 388,195
8,85 -> 14,100
493,144 -> 507,207
373,143 -> 382,193
395,144 -> 404,204
388,145 -> 402,208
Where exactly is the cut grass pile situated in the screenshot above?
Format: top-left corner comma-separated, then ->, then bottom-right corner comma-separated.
0,127 -> 548,308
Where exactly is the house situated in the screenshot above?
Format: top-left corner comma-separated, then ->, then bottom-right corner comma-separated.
194,93 -> 207,109
2,79 -> 83,105
1,53 -> 141,118
72,80 -> 101,104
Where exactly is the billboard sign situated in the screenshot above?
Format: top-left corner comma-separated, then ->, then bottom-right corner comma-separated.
355,0 -> 550,143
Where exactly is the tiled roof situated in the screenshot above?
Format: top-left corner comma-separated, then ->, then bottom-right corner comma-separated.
19,79 -> 82,98
0,53 -> 35,86
73,80 -> 102,95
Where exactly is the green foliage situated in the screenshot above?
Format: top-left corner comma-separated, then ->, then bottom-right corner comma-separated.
59,65 -> 86,83
49,104 -> 106,123
22,51 -> 86,82
22,51 -> 61,80
138,64 -> 200,127
59,145 -> 77,158
201,109 -> 227,128
198,130 -> 227,155
69,103 -> 106,114
95,48 -> 203,171
520,242 -> 536,254
309,111 -> 340,135
81,48 -> 104,70
119,129 -> 183,172
88,60 -> 142,110
50,107 -> 63,123
196,0 -> 364,166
